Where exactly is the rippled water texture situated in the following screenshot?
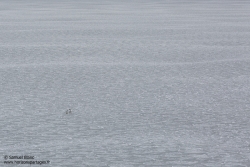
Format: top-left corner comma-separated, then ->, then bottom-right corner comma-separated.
1,0 -> 250,166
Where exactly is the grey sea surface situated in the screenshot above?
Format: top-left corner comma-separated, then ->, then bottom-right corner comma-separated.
1,0 -> 250,166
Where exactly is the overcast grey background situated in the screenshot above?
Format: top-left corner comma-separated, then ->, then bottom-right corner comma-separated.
0,0 -> 250,166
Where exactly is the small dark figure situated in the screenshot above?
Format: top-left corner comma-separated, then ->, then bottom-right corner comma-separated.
66,110 -> 68,114
69,109 -> 72,113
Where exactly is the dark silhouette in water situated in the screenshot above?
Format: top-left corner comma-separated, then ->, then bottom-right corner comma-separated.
66,109 -> 72,114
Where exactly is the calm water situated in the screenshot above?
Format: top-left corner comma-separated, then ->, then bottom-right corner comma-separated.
1,0 -> 250,166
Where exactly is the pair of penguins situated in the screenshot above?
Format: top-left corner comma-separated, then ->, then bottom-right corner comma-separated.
66,109 -> 72,114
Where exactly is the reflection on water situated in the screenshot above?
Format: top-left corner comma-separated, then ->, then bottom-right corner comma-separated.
0,0 -> 250,166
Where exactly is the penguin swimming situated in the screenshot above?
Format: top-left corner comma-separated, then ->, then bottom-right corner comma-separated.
66,109 -> 72,114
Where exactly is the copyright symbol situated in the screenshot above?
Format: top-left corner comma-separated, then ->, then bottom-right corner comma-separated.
4,155 -> 8,160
